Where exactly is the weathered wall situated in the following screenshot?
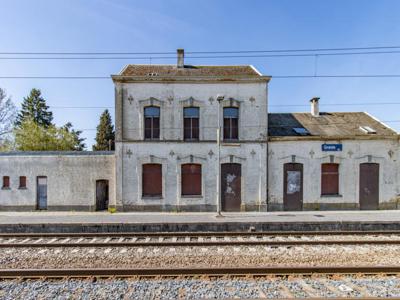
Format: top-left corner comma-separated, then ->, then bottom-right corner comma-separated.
268,139 -> 400,210
0,152 -> 115,211
116,142 -> 267,211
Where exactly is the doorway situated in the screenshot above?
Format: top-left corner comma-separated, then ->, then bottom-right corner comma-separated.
221,163 -> 241,212
283,163 -> 303,211
37,176 -> 48,210
96,180 -> 109,211
359,163 -> 379,210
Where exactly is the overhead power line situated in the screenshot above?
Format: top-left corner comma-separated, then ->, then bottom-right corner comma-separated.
2,50 -> 400,60
3,74 -> 400,79
2,45 -> 400,55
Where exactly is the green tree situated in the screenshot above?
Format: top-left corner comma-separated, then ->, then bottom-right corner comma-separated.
14,118 -> 85,151
0,88 -> 17,150
62,122 -> 86,151
16,88 -> 53,127
93,109 -> 115,151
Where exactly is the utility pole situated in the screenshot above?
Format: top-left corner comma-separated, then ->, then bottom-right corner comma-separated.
216,95 -> 224,217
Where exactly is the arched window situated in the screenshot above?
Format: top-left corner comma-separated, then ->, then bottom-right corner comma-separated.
321,163 -> 339,195
142,164 -> 162,197
181,164 -> 202,196
183,107 -> 199,140
144,106 -> 160,139
223,107 -> 239,140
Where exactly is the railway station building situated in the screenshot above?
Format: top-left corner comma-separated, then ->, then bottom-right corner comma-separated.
0,49 -> 399,212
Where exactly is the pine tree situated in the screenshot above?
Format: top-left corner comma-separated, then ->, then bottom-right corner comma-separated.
15,88 -> 53,127
93,109 -> 115,151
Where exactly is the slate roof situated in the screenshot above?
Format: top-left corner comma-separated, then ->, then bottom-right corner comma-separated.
268,112 -> 398,137
118,64 -> 262,77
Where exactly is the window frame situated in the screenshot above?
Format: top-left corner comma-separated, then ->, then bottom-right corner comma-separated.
181,163 -> 202,196
144,106 -> 160,140
142,163 -> 162,198
223,107 -> 239,141
2,176 -> 10,189
19,176 -> 27,189
183,107 -> 200,141
321,163 -> 339,196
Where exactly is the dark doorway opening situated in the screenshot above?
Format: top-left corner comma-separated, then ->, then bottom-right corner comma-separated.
37,176 -> 48,210
221,163 -> 241,212
96,180 -> 109,211
359,163 -> 379,210
283,163 -> 303,211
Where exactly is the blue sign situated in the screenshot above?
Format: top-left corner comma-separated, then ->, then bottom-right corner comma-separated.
322,144 -> 343,151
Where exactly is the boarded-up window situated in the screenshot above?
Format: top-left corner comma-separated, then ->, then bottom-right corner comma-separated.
19,176 -> 27,189
142,164 -> 162,197
144,106 -> 160,139
223,107 -> 239,140
2,176 -> 9,189
181,164 -> 202,196
321,163 -> 339,195
183,107 -> 199,140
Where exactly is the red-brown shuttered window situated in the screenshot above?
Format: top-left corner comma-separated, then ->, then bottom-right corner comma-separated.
142,164 -> 162,197
223,107 -> 239,140
321,163 -> 339,195
19,176 -> 27,188
2,176 -> 9,189
181,164 -> 202,196
144,106 -> 160,139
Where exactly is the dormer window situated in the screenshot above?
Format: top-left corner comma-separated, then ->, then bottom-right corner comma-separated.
359,126 -> 376,134
293,127 -> 309,135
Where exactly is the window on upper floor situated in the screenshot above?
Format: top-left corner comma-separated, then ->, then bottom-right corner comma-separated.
223,107 -> 239,140
19,176 -> 27,189
142,164 -> 162,197
181,164 -> 202,196
321,163 -> 339,196
2,176 -> 10,189
144,106 -> 160,140
183,107 -> 199,141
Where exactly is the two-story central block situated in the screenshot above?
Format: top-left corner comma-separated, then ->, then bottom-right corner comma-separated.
112,49 -> 270,212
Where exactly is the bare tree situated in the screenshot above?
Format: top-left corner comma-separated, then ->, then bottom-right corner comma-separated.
0,88 -> 17,142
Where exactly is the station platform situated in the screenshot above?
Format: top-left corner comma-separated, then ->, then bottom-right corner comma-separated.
1,210 -> 400,233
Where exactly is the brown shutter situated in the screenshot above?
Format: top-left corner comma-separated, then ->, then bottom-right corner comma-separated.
183,118 -> 191,140
19,176 -> 26,188
192,118 -> 199,140
153,117 -> 160,139
142,164 -> 162,197
231,117 -> 238,140
181,164 -> 201,196
223,118 -> 230,140
144,118 -> 152,139
321,163 -> 339,195
3,176 -> 9,188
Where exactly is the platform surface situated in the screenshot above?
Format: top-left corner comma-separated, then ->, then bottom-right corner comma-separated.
0,210 -> 400,232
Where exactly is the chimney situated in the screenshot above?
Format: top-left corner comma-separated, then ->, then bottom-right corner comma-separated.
177,49 -> 184,68
310,97 -> 320,117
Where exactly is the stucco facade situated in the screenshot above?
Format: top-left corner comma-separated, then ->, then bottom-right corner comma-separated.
0,152 -> 115,211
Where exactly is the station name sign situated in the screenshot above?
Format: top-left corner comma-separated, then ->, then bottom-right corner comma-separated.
321,144 -> 343,151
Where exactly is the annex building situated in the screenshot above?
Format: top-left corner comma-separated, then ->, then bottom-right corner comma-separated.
0,49 -> 399,212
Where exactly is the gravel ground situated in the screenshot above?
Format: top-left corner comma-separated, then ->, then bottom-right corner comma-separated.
0,275 -> 400,299
1,244 -> 400,269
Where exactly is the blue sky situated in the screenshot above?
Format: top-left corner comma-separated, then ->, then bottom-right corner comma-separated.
1,0 -> 400,148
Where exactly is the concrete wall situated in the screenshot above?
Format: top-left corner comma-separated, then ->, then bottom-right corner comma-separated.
116,141 -> 267,211
0,152 -> 115,211
268,139 -> 400,210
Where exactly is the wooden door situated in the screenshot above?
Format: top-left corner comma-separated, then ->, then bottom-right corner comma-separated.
221,163 -> 241,212
283,163 -> 303,211
359,163 -> 379,210
37,176 -> 47,210
96,180 -> 109,211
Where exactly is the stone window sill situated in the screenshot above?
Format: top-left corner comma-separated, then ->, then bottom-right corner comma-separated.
181,195 -> 203,199
321,194 -> 343,198
1,187 -> 10,190
18,187 -> 27,190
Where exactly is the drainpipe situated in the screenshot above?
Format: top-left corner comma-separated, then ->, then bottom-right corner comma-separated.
216,95 -> 224,217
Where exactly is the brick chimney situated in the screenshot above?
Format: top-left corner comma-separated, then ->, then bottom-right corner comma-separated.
310,97 -> 320,117
177,49 -> 184,68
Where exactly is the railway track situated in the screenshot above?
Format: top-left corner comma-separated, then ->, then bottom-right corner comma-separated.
0,231 -> 400,247
1,266 -> 400,278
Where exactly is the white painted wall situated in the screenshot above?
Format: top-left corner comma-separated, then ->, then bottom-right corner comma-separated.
268,139 -> 400,209
0,153 -> 115,210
